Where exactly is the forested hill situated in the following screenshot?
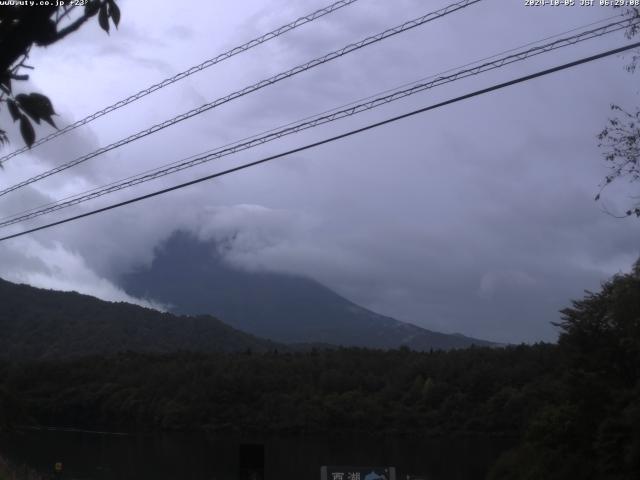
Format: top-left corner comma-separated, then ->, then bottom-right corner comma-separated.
1,260 -> 639,478
121,231 -> 494,350
0,278 -> 281,360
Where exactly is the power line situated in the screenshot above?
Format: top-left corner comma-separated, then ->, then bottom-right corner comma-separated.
0,0 -> 361,165
0,16 -> 632,226
0,16 -> 633,229
0,0 -> 482,198
1,40 -> 637,243
4,11 -> 624,224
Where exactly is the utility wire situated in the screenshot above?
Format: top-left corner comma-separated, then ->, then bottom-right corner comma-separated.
6,11 -> 625,225
1,40 -> 638,243
0,16 -> 634,228
0,16 -> 631,226
0,0 -> 482,198
0,0 -> 361,165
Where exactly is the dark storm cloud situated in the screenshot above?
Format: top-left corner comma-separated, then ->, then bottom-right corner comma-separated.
1,0 -> 639,343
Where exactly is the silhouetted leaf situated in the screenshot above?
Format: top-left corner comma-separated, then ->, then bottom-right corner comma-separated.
15,93 -> 56,126
19,116 -> 35,148
6,100 -> 21,122
33,18 -> 58,46
85,0 -> 101,17
16,94 -> 40,124
27,93 -> 55,116
99,4 -> 110,33
108,0 -> 121,28
42,115 -> 57,129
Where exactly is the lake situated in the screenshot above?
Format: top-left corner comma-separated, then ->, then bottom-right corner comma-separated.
0,429 -> 514,479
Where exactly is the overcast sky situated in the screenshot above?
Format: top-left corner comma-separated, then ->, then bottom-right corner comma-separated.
0,0 -> 639,343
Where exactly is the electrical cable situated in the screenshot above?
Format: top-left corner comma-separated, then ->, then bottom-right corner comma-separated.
0,0 -> 482,197
0,16 -> 633,228
1,40 -> 637,243
0,0 -> 361,165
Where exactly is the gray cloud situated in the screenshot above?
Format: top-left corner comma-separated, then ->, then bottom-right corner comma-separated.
0,0 -> 639,343
0,236 -> 163,309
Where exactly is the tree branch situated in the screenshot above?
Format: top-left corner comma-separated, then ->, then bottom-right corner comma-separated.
45,1 -> 106,45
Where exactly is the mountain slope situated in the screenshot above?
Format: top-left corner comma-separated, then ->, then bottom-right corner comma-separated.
0,278 -> 281,360
121,231 -> 493,350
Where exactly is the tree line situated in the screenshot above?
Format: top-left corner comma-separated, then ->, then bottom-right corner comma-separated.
1,262 -> 638,478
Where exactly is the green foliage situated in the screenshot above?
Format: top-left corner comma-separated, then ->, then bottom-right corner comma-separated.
0,1 -> 120,149
596,7 -> 640,216
0,453 -> 44,480
557,265 -> 640,385
597,105 -> 640,217
0,278 -> 280,360
0,386 -> 26,432
1,262 -> 639,478
0,345 -> 559,435
489,261 -> 640,479
14,93 -> 57,128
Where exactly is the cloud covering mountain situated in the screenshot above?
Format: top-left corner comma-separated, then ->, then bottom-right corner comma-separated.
0,0 -> 638,343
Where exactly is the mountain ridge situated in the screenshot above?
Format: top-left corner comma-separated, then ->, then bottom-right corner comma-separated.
0,277 -> 282,360
121,231 -> 494,350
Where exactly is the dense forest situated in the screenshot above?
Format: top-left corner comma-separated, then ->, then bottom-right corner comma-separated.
0,262 -> 638,478
0,276 -> 482,361
489,260 -> 640,479
0,345 -> 558,435
0,278 -> 282,360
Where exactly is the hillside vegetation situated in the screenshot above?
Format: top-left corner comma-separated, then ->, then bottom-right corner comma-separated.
0,261 -> 638,478
0,278 -> 280,361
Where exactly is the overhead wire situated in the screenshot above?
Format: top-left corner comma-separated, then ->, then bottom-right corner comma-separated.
0,15 -> 635,229
1,40 -> 638,243
0,0 -> 361,165
0,0 -> 482,198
